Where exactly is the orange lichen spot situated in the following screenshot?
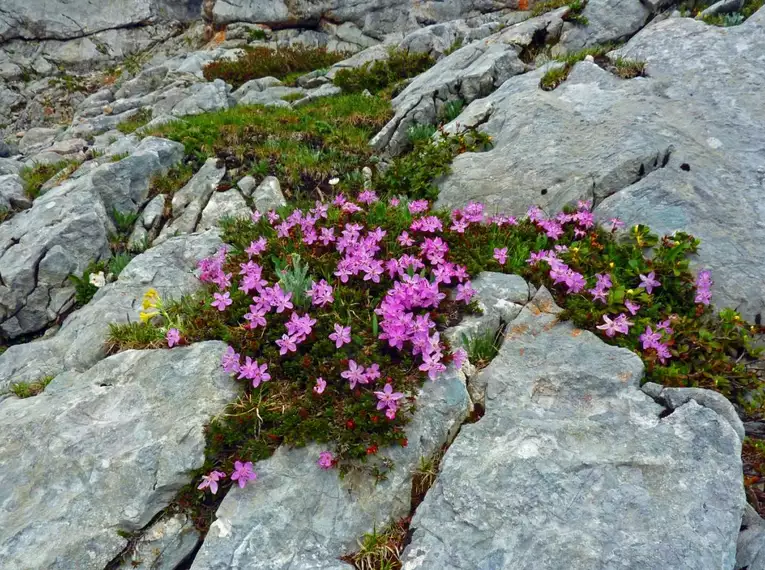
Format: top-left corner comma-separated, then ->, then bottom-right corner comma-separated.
571,328 -> 583,337
519,0 -> 529,9
618,372 -> 632,383
211,30 -> 226,45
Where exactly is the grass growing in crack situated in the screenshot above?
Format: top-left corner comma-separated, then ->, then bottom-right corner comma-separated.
684,0 -> 763,24
203,46 -> 349,89
116,108 -> 153,134
20,159 -> 80,199
149,163 -> 196,199
540,65 -> 570,91
540,45 -> 645,90
532,0 -> 589,24
0,207 -> 9,224
333,49 -> 435,95
439,99 -> 465,124
463,328 -> 503,369
10,375 -> 54,398
406,123 -> 437,145
341,520 -> 409,570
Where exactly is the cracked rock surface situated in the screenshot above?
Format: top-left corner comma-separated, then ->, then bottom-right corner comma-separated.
400,287 -> 745,569
0,341 -> 237,570
436,11 -> 765,320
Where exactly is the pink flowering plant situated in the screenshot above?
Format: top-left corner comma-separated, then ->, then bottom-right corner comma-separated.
110,196 -> 762,532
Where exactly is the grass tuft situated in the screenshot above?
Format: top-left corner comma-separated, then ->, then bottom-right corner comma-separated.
333,49 -> 435,95
20,159 -> 80,200
116,108 -> 153,135
10,375 -> 55,398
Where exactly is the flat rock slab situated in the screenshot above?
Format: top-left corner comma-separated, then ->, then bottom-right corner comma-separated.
0,341 -> 237,570
401,289 -> 744,569
437,11 -> 765,320
190,366 -> 471,570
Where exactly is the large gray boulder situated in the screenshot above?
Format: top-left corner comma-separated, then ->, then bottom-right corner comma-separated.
0,230 -> 222,389
212,0 -> 522,37
370,9 -> 568,155
0,137 -> 183,339
553,0 -> 652,54
0,341 -> 237,570
0,0 -> 201,42
436,10 -> 765,320
400,288 -> 745,569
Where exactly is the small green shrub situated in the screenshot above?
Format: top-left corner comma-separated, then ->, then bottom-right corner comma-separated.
68,260 -> 107,307
377,128 -> 493,201
406,123 -> 437,145
462,328 -> 503,369
116,108 -> 153,134
108,253 -> 133,277
333,49 -> 435,94
203,46 -> 349,89
612,57 -> 647,79
110,152 -> 130,162
439,99 -> 465,123
149,163 -> 195,199
20,159 -> 79,199
532,0 -> 589,23
541,65 -> 571,91
275,253 -> 313,309
247,28 -> 268,42
11,375 -> 54,398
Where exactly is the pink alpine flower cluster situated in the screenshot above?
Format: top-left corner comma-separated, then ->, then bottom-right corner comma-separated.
639,319 -> 674,364
198,460 -> 257,494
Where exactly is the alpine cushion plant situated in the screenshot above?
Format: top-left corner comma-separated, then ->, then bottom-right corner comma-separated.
108,195 -> 763,532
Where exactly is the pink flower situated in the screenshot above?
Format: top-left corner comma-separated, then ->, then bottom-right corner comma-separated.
198,470 -> 226,494
452,347 -> 467,369
329,323 -> 351,348
276,334 -> 299,356
374,383 -> 404,411
238,357 -> 271,387
609,217 -> 625,231
221,346 -> 240,374
341,360 -> 368,389
695,269 -> 713,305
317,451 -> 334,469
230,461 -> 257,488
313,377 -> 326,394
638,271 -> 661,294
639,326 -> 662,350
250,210 -> 262,223
596,313 -> 633,337
625,300 -> 641,315
397,231 -> 414,246
408,200 -> 429,214
389,197 -> 400,207
357,190 -> 378,204
455,282 -> 476,303
246,237 -> 267,257
493,248 -> 508,265
385,407 -> 397,420
212,291 -> 233,311
166,328 -> 180,348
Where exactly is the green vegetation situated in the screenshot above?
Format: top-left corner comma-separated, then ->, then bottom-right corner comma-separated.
151,94 -> 393,200
149,163 -> 195,199
463,327 -> 503,369
247,28 -> 268,42
0,207 -> 9,224
681,0 -> 764,24
281,92 -> 306,103
540,64 -> 570,91
341,521 -> 409,570
333,49 -> 435,95
10,375 -> 55,398
116,108 -> 153,134
203,46 -> 349,89
540,45 -> 645,90
612,56 -> 647,79
532,0 -> 589,24
19,159 -> 80,199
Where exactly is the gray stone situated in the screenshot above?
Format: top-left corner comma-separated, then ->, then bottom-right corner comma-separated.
0,231 -> 222,387
326,44 -> 389,81
18,127 -> 61,155
400,287 -> 744,569
237,85 -> 305,107
23,150 -> 65,168
659,386 -> 746,442
0,342 -> 237,570
198,189 -> 251,230
436,12 -> 765,320
698,0 -> 745,17
0,174 -> 30,211
252,175 -> 286,212
553,0 -> 651,54
171,79 -> 233,117
737,504 -> 765,570
293,83 -> 342,106
114,66 -> 170,100
0,158 -> 22,176
190,364 -> 470,570
371,10 -> 569,155
115,513 -> 200,570
0,137 -> 183,339
46,138 -> 88,156
0,141 -> 12,158
237,175 -> 258,197
231,76 -> 284,102
141,193 -> 167,230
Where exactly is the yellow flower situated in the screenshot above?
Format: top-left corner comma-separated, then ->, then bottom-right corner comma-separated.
142,288 -> 160,310
609,262 -> 615,268
139,310 -> 158,323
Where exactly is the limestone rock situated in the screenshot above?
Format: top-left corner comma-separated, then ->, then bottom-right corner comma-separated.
171,79 -> 233,117
115,513 -> 201,570
437,12 -> 765,320
0,174 -> 30,211
0,342 -> 237,570
252,176 -> 286,212
0,230 -> 222,388
400,288 -> 744,569
198,189 -> 251,230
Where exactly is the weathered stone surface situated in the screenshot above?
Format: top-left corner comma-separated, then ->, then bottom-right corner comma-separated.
231,76 -> 284,102
171,79 -> 233,117
190,364 -> 470,570
371,9 -> 569,155
400,288 -> 744,569
252,175 -> 286,212
0,341 -> 237,570
115,513 -> 201,570
737,504 -> 765,570
237,175 -> 257,196
0,230 -> 222,388
198,189 -> 250,230
0,173 -> 29,211
18,127 -> 61,154
659,386 -> 746,442
237,85 -> 305,107
553,0 -> 651,54
0,0 -> 200,42
0,137 -> 183,338
699,0 -> 745,17
437,11 -> 765,320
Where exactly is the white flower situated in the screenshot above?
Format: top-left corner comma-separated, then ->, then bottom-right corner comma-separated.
89,271 -> 106,288
328,177 -> 340,186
